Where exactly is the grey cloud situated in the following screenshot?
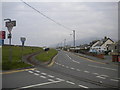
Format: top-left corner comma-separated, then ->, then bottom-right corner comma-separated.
2,2 -> 118,47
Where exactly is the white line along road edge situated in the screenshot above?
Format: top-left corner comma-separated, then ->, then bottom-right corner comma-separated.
15,80 -> 62,89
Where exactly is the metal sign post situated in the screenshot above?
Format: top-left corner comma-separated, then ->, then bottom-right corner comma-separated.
4,19 -> 16,63
20,37 -> 26,62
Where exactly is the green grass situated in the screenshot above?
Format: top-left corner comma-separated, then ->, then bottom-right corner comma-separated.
2,45 -> 43,70
35,49 -> 58,62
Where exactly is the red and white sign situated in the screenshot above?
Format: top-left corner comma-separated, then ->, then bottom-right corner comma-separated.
0,31 -> 6,39
5,21 -> 16,33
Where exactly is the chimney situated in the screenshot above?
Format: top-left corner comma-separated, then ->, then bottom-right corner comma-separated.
104,36 -> 107,39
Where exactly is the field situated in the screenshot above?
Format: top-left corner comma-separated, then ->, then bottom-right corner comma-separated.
35,49 -> 58,62
2,45 -> 42,70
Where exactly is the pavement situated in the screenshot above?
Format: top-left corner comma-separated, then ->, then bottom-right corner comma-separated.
73,52 -> 120,66
2,50 -> 120,89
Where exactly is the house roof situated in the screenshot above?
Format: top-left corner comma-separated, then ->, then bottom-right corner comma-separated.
89,40 -> 99,46
94,37 -> 114,47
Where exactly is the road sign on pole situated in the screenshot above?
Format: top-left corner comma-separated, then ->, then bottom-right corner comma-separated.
20,37 -> 26,62
6,21 -> 16,33
4,19 -> 16,63
20,37 -> 26,46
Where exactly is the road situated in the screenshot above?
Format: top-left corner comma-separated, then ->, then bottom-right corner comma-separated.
2,50 -> 119,89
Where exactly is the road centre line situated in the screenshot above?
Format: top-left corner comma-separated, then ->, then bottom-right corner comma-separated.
41,73 -> 47,75
78,84 -> 89,88
35,70 -> 40,73
84,71 -> 90,73
66,66 -> 69,68
58,63 -> 61,65
62,65 -> 65,67
96,76 -> 106,79
71,53 -> 106,65
110,79 -> 119,82
92,73 -> 99,75
48,79 -> 55,82
34,73 -> 39,76
55,62 -> 119,82
16,81 -> 62,89
76,69 -> 81,71
66,54 -> 72,59
66,81 -> 75,85
27,69 -> 90,88
66,54 -> 81,64
71,67 -> 75,70
56,78 -> 65,81
100,75 -> 109,77
55,62 -> 116,80
88,65 -> 117,71
40,76 -> 46,79
72,60 -> 80,64
48,75 -> 55,78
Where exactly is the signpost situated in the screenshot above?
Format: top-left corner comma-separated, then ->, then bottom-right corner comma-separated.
20,37 -> 26,62
4,19 -> 16,63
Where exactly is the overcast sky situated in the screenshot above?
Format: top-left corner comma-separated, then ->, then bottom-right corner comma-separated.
2,1 -> 118,47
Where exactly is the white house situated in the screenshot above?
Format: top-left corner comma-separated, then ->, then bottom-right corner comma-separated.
89,37 -> 114,53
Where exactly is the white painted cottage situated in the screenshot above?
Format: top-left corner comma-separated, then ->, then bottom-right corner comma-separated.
89,37 -> 114,53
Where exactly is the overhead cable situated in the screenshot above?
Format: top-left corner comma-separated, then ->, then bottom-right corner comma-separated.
21,0 -> 72,31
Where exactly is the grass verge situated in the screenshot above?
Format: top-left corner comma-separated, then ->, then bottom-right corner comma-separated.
35,49 -> 58,62
2,45 -> 43,70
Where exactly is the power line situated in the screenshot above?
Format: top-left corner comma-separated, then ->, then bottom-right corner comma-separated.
20,0 -> 72,31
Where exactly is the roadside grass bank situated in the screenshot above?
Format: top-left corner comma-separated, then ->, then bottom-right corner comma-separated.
35,49 -> 58,62
2,45 -> 43,70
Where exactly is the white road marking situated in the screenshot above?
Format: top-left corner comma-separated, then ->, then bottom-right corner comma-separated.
59,63 -> 61,65
100,75 -> 109,77
96,76 -> 106,79
62,65 -> 65,67
48,79 -> 55,82
18,81 -> 62,89
35,70 -> 40,73
76,61 -> 80,64
28,71 -> 34,73
40,76 -> 46,79
92,73 -> 99,75
48,75 -> 55,78
66,54 -> 72,59
66,66 -> 69,68
72,60 -> 75,62
56,78 -> 65,81
34,73 -> 39,76
110,79 -> 119,82
88,65 -> 117,71
78,84 -> 89,88
84,71 -> 90,73
55,62 -> 57,64
72,60 -> 80,64
66,81 -> 75,85
71,67 -> 75,70
41,73 -> 47,75
76,69 -> 81,71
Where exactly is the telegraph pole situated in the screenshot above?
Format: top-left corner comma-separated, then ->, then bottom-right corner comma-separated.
64,39 -> 66,47
73,30 -> 75,47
